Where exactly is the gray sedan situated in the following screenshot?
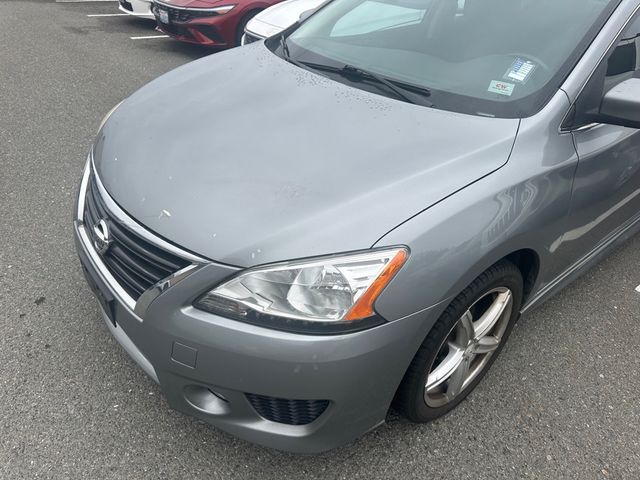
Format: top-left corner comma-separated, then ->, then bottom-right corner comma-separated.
75,0 -> 640,453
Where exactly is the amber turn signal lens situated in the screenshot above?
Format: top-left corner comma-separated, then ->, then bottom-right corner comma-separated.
345,248 -> 408,321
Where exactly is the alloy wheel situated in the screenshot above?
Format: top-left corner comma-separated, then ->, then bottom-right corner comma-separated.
424,287 -> 513,408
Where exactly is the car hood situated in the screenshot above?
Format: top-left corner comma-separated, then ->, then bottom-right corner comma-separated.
246,0 -> 327,37
95,44 -> 519,267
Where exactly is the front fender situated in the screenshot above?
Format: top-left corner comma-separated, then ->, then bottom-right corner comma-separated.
372,92 -> 577,324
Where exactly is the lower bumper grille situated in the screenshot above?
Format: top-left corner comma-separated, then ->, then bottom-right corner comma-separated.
83,172 -> 190,300
246,393 -> 330,425
158,22 -> 191,38
159,21 -> 223,43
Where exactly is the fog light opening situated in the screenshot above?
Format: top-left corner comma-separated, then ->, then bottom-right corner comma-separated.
207,388 -> 228,402
183,385 -> 230,415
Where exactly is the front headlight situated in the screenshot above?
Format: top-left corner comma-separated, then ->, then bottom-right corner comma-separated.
194,248 -> 408,333
208,4 -> 236,14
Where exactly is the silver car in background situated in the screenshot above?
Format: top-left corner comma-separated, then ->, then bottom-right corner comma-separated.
75,0 -> 640,452
118,0 -> 153,17
241,0 -> 326,44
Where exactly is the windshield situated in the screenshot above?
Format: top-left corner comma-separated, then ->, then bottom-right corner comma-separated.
277,0 -> 621,117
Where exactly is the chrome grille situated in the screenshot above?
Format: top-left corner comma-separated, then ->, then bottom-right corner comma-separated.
83,173 -> 190,300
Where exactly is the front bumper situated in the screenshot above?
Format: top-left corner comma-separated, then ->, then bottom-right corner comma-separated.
118,0 -> 153,17
152,3 -> 233,47
74,158 -> 437,452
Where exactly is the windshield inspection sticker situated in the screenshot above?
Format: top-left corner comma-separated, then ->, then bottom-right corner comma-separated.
488,80 -> 515,96
505,57 -> 537,84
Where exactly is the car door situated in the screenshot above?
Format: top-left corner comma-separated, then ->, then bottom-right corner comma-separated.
564,12 -> 640,257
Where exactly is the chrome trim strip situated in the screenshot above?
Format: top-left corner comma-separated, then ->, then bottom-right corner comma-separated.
135,264 -> 200,317
153,0 -> 230,13
570,122 -> 603,133
100,309 -> 160,384
77,158 -> 139,312
561,122 -> 605,134
76,155 -> 92,221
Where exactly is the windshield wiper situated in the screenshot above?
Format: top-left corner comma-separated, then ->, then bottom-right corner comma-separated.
280,35 -> 307,70
280,34 -> 291,59
277,37 -> 432,106
342,64 -> 431,105
298,60 -> 432,106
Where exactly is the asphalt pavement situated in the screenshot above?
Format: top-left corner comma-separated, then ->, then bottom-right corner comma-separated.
1,1 -> 639,478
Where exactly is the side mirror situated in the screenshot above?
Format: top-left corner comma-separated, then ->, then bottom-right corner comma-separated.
598,78 -> 640,129
299,8 -> 317,23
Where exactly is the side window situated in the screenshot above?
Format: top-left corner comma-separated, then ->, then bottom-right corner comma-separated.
571,13 -> 640,127
330,0 -> 427,37
606,16 -> 640,77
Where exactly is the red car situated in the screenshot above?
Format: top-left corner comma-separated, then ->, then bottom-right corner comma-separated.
152,0 -> 283,48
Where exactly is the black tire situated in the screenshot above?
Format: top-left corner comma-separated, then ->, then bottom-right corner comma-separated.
393,259 -> 523,423
235,10 -> 261,47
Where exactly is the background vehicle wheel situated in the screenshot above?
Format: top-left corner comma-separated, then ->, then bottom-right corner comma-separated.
394,260 -> 523,422
235,10 -> 261,46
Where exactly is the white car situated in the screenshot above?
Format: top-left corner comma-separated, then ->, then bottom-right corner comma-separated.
241,0 -> 326,44
118,0 -> 153,18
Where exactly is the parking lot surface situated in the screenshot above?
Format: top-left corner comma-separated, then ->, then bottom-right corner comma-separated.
1,1 -> 640,478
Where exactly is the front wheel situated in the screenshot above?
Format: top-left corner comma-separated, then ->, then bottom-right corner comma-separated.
394,260 -> 523,422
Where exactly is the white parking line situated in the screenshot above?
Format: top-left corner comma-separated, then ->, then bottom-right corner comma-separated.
635,285 -> 640,293
87,13 -> 129,16
130,34 -> 170,40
